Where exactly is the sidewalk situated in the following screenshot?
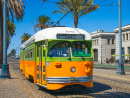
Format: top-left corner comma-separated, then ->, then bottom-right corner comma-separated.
0,68 -> 30,98
93,68 -> 130,81
94,61 -> 130,67
94,61 -> 130,81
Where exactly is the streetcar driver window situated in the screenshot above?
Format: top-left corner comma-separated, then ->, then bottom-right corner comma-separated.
72,41 -> 91,57
49,42 -> 70,57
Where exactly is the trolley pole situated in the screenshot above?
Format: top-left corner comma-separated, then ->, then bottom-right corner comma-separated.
0,0 -> 10,78
116,0 -> 125,75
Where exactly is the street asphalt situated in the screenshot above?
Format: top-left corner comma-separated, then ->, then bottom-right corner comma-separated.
0,59 -> 130,98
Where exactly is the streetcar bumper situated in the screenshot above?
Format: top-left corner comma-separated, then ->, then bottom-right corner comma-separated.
47,75 -> 93,83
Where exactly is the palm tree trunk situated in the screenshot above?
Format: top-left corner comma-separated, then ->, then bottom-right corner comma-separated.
74,15 -> 78,28
0,1 -> 3,68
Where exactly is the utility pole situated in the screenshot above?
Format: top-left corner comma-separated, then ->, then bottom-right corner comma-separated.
116,0 -> 125,75
101,45 -> 102,64
0,0 -> 10,78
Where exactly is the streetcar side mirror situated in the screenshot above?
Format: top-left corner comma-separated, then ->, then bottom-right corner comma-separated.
43,45 -> 48,50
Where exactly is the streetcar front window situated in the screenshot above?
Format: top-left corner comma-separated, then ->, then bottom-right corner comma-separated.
49,42 -> 70,57
71,41 -> 91,57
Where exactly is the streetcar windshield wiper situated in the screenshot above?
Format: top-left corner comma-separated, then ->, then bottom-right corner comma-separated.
78,52 -> 85,61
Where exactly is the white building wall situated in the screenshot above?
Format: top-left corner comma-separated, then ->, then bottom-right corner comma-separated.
114,26 -> 130,60
115,33 -> 119,60
98,39 -> 106,63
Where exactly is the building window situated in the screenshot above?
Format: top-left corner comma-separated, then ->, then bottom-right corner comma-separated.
122,47 -> 125,55
95,40 -> 96,45
92,40 -> 94,45
122,34 -> 125,41
126,34 -> 128,40
107,39 -> 110,44
97,39 -> 98,45
129,33 -> 130,40
128,47 -> 130,60
122,47 -> 125,59
111,49 -> 115,55
111,49 -> 115,60
112,39 -> 114,44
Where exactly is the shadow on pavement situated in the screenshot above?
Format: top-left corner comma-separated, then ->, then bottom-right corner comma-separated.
89,82 -> 111,93
94,92 -> 130,98
90,82 -> 130,98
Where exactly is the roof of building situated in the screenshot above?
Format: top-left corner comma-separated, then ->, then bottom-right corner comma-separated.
20,27 -> 91,49
91,30 -> 115,38
114,24 -> 130,33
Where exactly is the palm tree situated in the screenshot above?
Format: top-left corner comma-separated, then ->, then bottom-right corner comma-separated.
34,15 -> 51,32
7,36 -> 11,49
52,0 -> 99,28
1,0 -> 25,22
11,49 -> 16,56
0,0 -> 25,67
7,20 -> 16,37
7,20 -> 16,48
21,33 -> 31,44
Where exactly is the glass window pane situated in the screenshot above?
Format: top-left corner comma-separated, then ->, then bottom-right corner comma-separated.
37,46 -> 40,57
49,42 -> 70,57
112,39 -> 114,44
72,41 -> 91,57
43,50 -> 45,57
107,39 -> 110,44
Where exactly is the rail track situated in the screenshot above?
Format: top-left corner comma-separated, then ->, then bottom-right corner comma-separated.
8,59 -> 97,98
7,58 -> 130,98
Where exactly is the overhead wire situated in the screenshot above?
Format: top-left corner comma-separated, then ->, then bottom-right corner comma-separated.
10,2 -> 45,50
10,0 -> 117,52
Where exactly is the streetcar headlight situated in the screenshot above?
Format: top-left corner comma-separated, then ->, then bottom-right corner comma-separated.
71,67 -> 76,73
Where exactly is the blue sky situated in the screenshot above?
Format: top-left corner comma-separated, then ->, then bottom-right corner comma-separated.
8,0 -> 130,55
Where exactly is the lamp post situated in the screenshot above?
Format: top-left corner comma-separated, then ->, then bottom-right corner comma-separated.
101,45 -> 102,64
116,0 -> 125,75
0,0 -> 10,78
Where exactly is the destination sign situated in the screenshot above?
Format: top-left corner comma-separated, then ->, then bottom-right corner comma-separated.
57,34 -> 85,40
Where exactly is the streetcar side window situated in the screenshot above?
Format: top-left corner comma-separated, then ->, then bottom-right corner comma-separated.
43,50 -> 45,57
25,51 -> 27,58
28,50 -> 29,58
32,48 -> 34,58
37,46 -> 40,57
30,49 -> 32,58
20,53 -> 22,59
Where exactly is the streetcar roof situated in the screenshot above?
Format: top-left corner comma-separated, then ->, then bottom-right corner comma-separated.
20,27 -> 91,49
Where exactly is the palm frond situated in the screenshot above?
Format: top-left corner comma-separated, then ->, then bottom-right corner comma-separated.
53,0 -> 99,28
1,0 -> 25,22
34,15 -> 51,32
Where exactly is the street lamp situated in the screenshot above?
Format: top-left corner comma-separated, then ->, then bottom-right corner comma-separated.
116,0 -> 125,75
0,0 -> 10,78
101,45 -> 102,64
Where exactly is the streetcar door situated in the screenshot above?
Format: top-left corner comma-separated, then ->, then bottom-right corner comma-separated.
36,43 -> 42,84
42,45 -> 46,85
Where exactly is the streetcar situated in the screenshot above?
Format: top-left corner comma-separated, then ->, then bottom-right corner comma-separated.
20,27 -> 93,90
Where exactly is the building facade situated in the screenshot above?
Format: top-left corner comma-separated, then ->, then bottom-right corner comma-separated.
114,25 -> 130,60
91,30 -> 115,63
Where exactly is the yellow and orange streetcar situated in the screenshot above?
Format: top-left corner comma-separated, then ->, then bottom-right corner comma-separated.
20,27 -> 93,90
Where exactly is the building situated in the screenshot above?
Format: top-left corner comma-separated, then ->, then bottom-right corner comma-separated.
114,24 -> 130,61
91,30 -> 115,63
